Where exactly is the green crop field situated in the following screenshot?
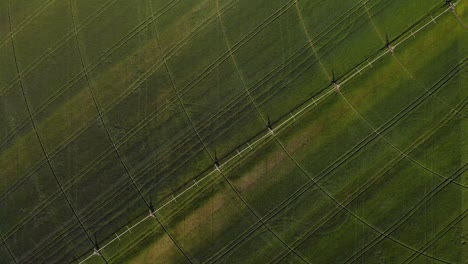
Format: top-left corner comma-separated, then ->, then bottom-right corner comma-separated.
0,0 -> 466,263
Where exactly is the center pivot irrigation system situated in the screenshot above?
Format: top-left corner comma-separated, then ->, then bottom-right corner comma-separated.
78,1 -> 461,263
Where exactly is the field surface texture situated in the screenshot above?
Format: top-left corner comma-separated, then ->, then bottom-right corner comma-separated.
0,0 -> 466,263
